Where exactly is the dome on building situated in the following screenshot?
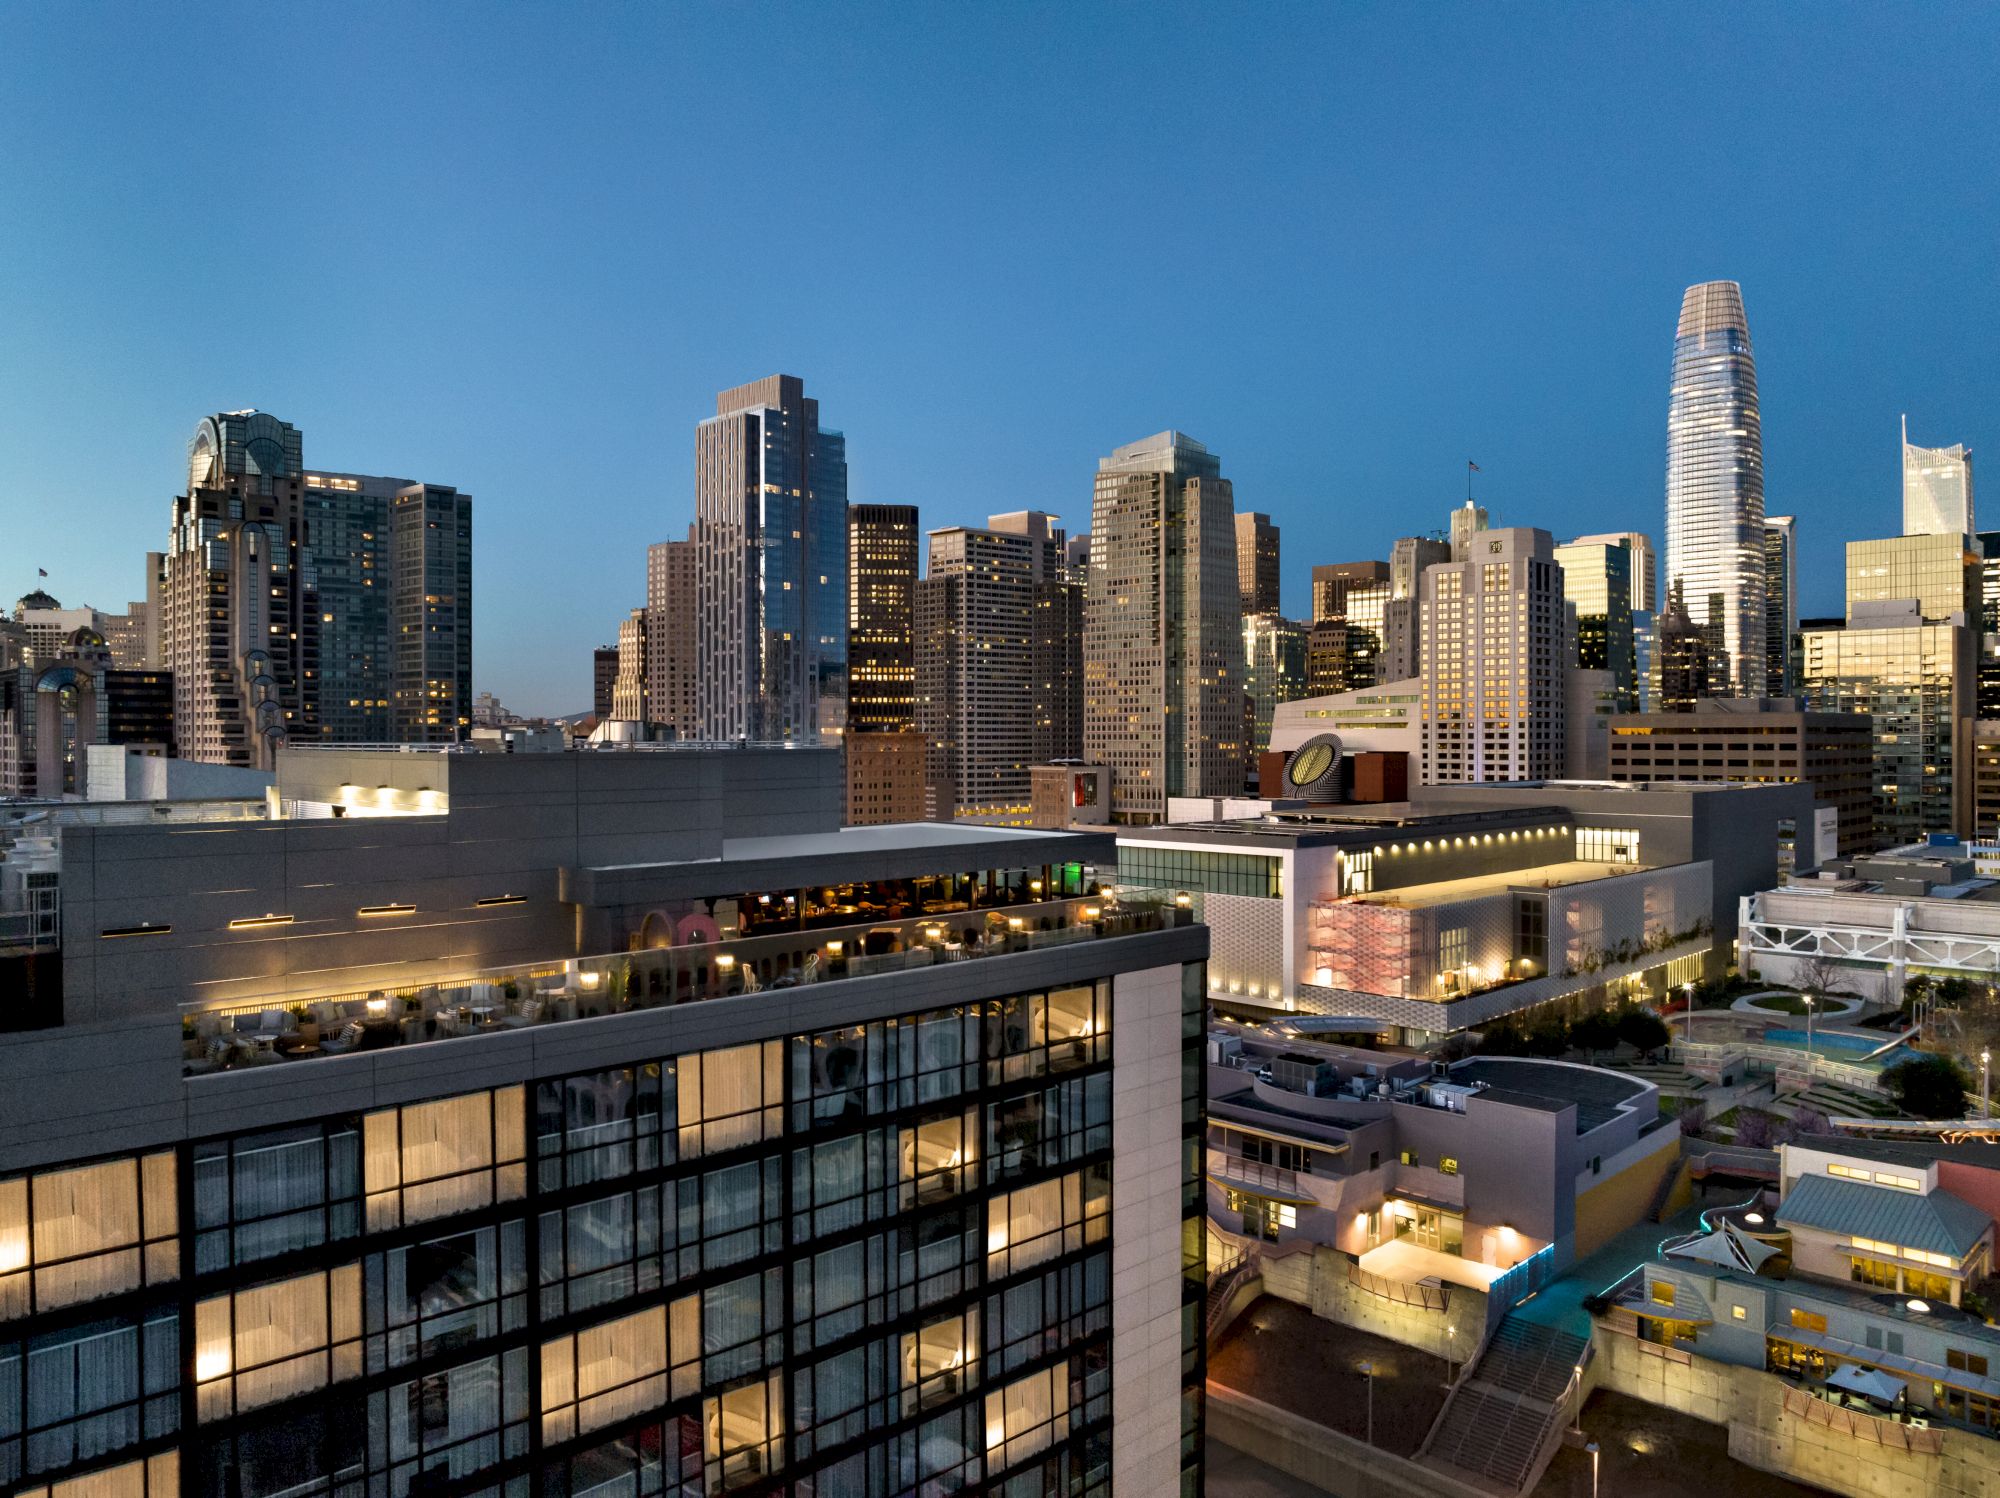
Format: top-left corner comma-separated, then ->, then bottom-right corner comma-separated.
66,626 -> 110,660
14,588 -> 60,614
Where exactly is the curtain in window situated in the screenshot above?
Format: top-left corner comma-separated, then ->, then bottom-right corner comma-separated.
25,1321 -> 138,1473
30,1163 -> 140,1310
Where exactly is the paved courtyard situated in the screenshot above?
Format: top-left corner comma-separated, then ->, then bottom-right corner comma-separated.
1534,1390 -> 1833,1498
1207,1436 -> 1331,1497
1208,1295 -> 1449,1458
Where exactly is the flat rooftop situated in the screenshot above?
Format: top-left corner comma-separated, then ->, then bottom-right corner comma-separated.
1447,1057 -> 1653,1134
1353,859 -> 1643,909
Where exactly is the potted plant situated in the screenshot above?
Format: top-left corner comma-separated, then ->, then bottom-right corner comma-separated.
289,1004 -> 320,1044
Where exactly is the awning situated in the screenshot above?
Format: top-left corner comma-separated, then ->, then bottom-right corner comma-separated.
1826,1364 -> 1907,1404
1666,1223 -> 1781,1274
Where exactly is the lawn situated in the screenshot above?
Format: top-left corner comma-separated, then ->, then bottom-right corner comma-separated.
1747,993 -> 1814,1015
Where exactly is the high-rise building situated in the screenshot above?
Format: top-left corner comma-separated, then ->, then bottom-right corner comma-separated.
1665,280 -> 1766,696
165,411 -> 316,768
1977,532 -> 2000,721
1763,516 -> 1798,695
1448,500 -> 1489,561
846,504 -> 919,735
304,469 -> 473,746
1380,536 -> 1450,684
1241,613 -> 1308,781
1845,533 -> 1979,624
1307,561 -> 1391,694
592,645 -> 618,721
1800,603 -> 1976,843
644,527 -> 699,735
1633,609 -> 1657,711
989,512 -> 1084,766
1084,432 -> 1243,823
1419,527 -> 1565,783
1310,560 -> 1390,624
1570,532 -> 1658,614
1654,580 -> 1712,712
1234,511 -> 1281,615
694,375 -> 847,742
1903,415 -> 1974,537
612,607 -> 648,721
9,588 -> 100,669
843,727 -> 926,825
0,743 -> 1207,1498
1554,538 -> 1638,704
917,516 -> 1075,823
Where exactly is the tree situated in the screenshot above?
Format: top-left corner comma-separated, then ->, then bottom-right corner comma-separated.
1526,1018 -> 1572,1058
1571,1010 -> 1622,1061
1787,1105 -> 1832,1139
1678,1101 -> 1708,1137
1799,952 -> 1842,1001
1733,1109 -> 1775,1150
1885,1055 -> 1973,1120
1617,1009 -> 1672,1061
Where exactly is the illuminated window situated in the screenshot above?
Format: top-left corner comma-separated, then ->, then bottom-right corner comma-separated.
0,1154 -> 178,1317
986,1165 -> 1110,1278
363,1088 -> 526,1230
1439,1157 -> 1460,1176
677,1042 -> 783,1157
194,1265 -> 362,1420
1731,1305 -> 1747,1321
984,1363 -> 1071,1470
1790,1308 -> 1827,1334
1650,1280 -> 1675,1307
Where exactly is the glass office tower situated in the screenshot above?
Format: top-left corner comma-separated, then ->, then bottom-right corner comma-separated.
1665,281 -> 1766,696
1903,416 -> 1974,537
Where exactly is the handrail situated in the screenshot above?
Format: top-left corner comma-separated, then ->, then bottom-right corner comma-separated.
1348,1261 -> 1450,1311
1781,1386 -> 1943,1453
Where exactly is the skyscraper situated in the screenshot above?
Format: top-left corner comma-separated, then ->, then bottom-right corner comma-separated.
1419,527 -> 1565,783
990,511 -> 1084,766
1553,538 -> 1637,705
1382,535 -> 1451,682
1308,561 -> 1392,691
694,375 -> 847,741
847,504 -> 920,734
1570,531 -> 1658,614
611,606 -> 648,720
1242,612 -> 1308,777
1234,511 -> 1281,615
1654,579 -> 1711,712
1665,280 -> 1766,696
917,524 -> 1036,822
1903,416 -> 1974,537
165,411 -> 315,768
1448,500 -> 1489,561
306,468 -> 473,746
644,526 -> 699,735
1084,432 -> 1243,823
1763,516 -> 1798,696
592,644 -> 618,720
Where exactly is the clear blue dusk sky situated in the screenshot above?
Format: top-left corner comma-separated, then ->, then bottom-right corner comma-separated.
4,4 -> 1996,713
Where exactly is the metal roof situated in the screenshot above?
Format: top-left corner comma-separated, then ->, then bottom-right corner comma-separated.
1777,1173 -> 1992,1259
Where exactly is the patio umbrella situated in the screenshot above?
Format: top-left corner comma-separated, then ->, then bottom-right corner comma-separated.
1826,1364 -> 1905,1404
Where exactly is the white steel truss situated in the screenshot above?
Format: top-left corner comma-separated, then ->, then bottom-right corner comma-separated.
1739,897 -> 2000,981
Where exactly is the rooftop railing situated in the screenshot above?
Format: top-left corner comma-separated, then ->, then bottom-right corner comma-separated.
184,892 -> 1184,1076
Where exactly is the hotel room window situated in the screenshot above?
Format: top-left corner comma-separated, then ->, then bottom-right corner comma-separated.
363,1089 -> 525,1231
0,1154 -> 178,1317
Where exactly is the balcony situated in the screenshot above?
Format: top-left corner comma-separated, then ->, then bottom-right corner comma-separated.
1206,1152 -> 1315,1204
183,893 -> 1183,1076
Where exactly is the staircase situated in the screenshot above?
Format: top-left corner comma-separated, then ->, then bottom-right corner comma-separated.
1420,1316 -> 1590,1493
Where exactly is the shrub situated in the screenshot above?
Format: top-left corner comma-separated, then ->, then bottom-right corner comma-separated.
1884,1055 -> 1972,1120
1617,1009 -> 1672,1059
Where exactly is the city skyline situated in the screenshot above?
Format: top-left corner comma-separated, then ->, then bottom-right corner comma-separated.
4,7 -> 1997,714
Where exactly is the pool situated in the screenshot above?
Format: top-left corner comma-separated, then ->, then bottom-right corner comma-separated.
1762,1028 -> 1914,1070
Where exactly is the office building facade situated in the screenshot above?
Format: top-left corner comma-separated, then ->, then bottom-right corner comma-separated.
1554,538 -> 1638,703
1764,516 -> 1798,696
1665,280 -> 1766,696
1607,699 -> 1875,856
1233,513 -> 1280,616
1084,433 -> 1243,824
1241,614 -> 1308,779
1419,527 -> 1565,783
0,745 -> 1206,1498
305,470 -> 474,747
1846,533 -> 1979,625
1799,611 -> 1976,843
612,608 -> 648,722
846,505 -> 920,736
1570,532 -> 1658,614
593,647 -> 619,722
915,516 -> 1078,824
1904,416 -> 1975,537
695,376 -> 848,742
165,412 -> 316,769
645,529 -> 699,736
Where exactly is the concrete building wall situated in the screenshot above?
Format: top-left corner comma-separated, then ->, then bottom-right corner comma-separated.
1109,961 -> 1194,1491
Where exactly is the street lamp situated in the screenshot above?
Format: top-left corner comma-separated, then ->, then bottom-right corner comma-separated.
1445,1324 -> 1457,1387
1684,982 -> 1696,1044
1586,1440 -> 1600,1498
1803,991 -> 1816,1080
1359,1360 -> 1375,1447
1983,1049 -> 1991,1120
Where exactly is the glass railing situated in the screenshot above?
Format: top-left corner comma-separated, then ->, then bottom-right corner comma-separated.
185,894 -> 1186,1076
